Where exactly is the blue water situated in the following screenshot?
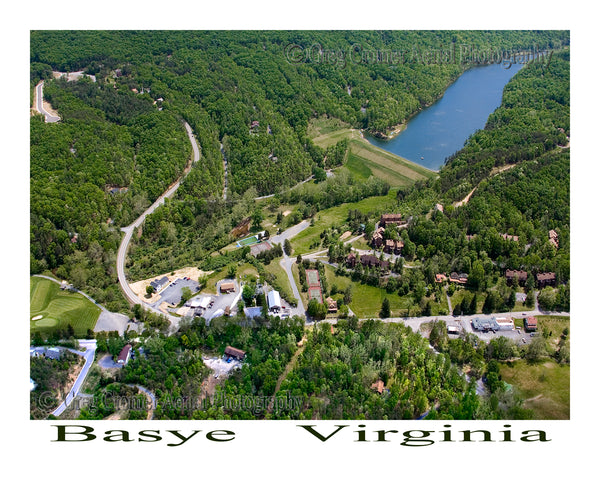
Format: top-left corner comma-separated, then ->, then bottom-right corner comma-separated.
367,62 -> 525,171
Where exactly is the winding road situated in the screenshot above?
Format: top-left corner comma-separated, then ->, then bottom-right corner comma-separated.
34,81 -> 60,123
116,121 -> 200,329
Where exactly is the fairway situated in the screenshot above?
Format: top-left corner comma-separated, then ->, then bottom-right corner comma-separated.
30,277 -> 101,336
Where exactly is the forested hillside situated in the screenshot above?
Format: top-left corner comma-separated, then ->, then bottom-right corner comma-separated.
30,30 -> 569,309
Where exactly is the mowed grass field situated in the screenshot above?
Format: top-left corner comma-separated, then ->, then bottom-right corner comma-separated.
30,277 -> 101,336
308,116 -> 437,188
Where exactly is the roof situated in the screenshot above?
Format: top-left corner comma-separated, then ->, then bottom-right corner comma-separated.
536,272 -> 556,281
267,290 -> 281,309
244,306 -> 263,319
371,379 -> 385,394
224,346 -> 246,359
117,344 -> 132,363
525,317 -> 538,326
220,281 -> 236,292
151,276 -> 169,288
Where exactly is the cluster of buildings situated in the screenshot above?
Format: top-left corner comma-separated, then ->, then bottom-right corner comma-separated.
371,214 -> 406,253
346,252 -> 390,272
470,316 -> 538,333
505,269 -> 556,288
434,272 -> 469,284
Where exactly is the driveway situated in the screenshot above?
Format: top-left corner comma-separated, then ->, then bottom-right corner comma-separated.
51,339 -> 97,417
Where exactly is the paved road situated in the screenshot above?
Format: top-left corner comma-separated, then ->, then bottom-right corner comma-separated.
34,81 -> 60,123
51,339 -> 97,417
270,220 -> 310,315
116,121 -> 200,330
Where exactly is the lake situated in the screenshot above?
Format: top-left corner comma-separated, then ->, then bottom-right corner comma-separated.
366,62 -> 525,171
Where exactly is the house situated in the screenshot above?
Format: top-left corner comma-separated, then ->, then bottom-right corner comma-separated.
379,213 -> 403,227
267,290 -> 282,312
524,317 -> 538,332
434,203 -> 444,213
224,346 -> 246,361
346,252 -> 357,268
384,239 -> 404,255
549,229 -> 559,248
44,347 -> 62,360
371,379 -> 385,394
360,254 -> 380,268
536,272 -> 556,288
500,233 -> 519,242
220,281 -> 236,294
250,120 -> 260,129
465,234 -> 477,241
371,226 -> 385,248
325,297 -> 338,313
449,272 -> 468,284
435,273 -> 447,283
231,217 -> 251,237
505,269 -> 528,286
117,345 -> 132,365
150,276 -> 170,293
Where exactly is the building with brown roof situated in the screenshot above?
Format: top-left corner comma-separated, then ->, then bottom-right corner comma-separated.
326,297 -> 338,313
371,226 -> 385,248
379,213 -> 403,227
435,273 -> 448,283
549,229 -> 559,248
346,252 -> 357,268
500,233 -> 519,242
360,254 -> 380,268
117,345 -> 132,365
524,317 -> 537,332
449,272 -> 468,284
505,269 -> 528,286
384,239 -> 404,255
224,346 -> 246,360
220,281 -> 236,293
536,272 -> 556,288
371,379 -> 385,394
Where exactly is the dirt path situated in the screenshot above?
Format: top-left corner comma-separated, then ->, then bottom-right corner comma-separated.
267,338 -> 306,414
453,164 -> 517,208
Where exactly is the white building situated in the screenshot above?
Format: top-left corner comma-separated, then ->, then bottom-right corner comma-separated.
267,290 -> 281,312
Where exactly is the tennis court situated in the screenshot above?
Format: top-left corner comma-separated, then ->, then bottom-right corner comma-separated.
306,269 -> 320,287
237,235 -> 259,247
308,286 -> 323,303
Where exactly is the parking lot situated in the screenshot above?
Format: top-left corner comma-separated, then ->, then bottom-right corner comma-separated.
151,277 -> 200,308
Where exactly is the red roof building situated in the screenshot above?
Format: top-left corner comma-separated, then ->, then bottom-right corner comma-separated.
117,345 -> 132,365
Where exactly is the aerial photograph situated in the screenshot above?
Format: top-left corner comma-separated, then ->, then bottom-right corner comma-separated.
29,30 -> 570,422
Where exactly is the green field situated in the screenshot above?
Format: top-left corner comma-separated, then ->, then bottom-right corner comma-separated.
290,189 -> 397,255
30,277 -> 101,336
308,116 -> 437,187
499,360 -> 570,419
